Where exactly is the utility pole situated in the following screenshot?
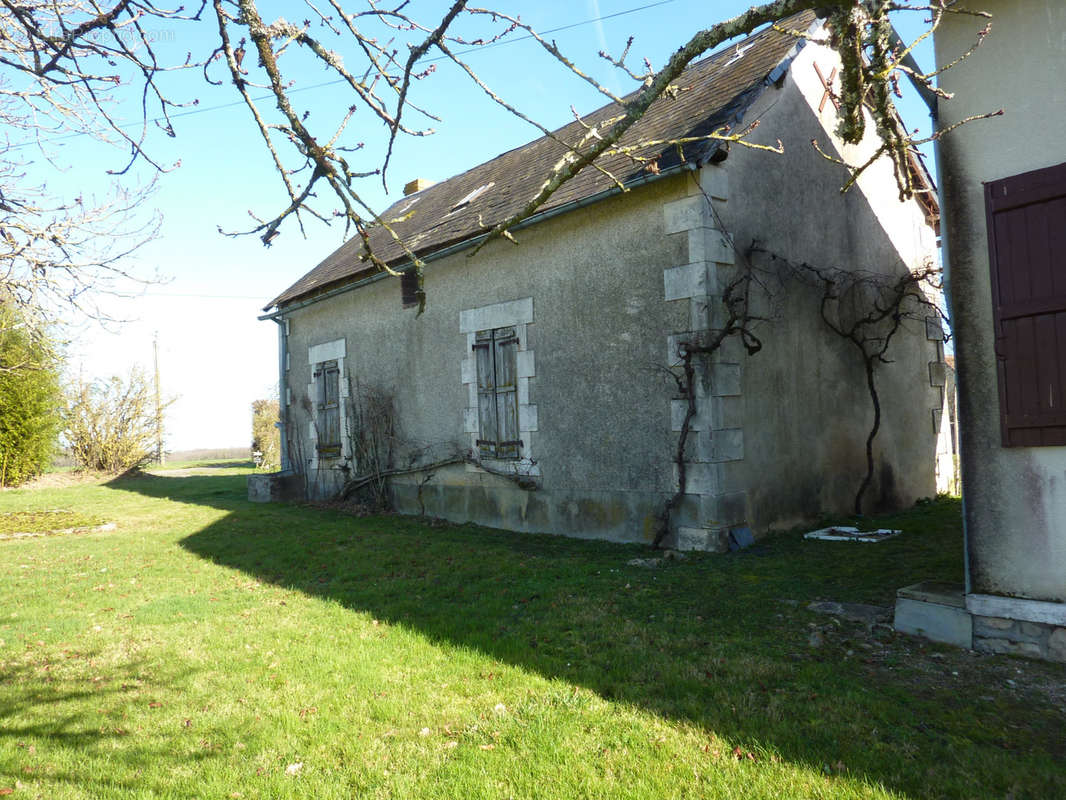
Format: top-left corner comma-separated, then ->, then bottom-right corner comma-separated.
153,332 -> 164,465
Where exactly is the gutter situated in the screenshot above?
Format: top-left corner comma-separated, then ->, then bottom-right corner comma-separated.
889,24 -> 969,594
258,159 -> 700,321
271,317 -> 290,472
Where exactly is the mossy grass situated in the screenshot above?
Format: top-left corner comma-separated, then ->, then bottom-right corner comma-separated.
0,510 -> 104,536
0,473 -> 1062,799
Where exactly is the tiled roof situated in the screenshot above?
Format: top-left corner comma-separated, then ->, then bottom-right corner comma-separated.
269,11 -> 817,310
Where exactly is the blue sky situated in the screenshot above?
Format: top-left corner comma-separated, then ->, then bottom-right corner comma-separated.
41,1 -> 938,451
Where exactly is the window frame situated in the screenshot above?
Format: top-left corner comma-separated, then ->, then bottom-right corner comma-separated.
459,298 -> 538,475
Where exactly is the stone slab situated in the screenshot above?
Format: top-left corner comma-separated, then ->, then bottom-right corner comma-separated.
897,582 -> 966,608
894,595 -> 973,649
966,593 -> 1066,626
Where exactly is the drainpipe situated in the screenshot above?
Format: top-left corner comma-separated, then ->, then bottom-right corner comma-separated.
272,316 -> 290,473
928,114 -> 971,594
889,24 -> 970,594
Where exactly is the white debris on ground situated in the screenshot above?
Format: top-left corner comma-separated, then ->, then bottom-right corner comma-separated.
803,526 -> 902,543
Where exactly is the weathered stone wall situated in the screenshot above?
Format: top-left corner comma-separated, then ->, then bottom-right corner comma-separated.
936,1 -> 1066,602
973,615 -> 1066,663
707,34 -> 940,532
274,36 -> 939,547
283,175 -> 690,543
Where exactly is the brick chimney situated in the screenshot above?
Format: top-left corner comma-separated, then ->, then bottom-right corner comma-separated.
403,178 -> 434,196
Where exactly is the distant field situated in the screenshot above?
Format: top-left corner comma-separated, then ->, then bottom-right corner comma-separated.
166,447 -> 251,463
48,448 -> 250,473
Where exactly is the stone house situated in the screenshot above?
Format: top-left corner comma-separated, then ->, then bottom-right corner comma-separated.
895,0 -> 1066,662
259,12 -> 944,551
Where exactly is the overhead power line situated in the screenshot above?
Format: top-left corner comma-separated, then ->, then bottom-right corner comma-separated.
9,0 -> 679,152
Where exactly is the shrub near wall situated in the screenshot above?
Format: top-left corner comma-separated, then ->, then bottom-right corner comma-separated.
0,306 -> 62,486
64,369 -> 160,473
251,398 -> 281,469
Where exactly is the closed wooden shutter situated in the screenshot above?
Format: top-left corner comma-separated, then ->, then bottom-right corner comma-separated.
985,161 -> 1066,446
473,327 -> 521,459
494,328 -> 520,459
315,360 -> 342,455
474,331 -> 498,458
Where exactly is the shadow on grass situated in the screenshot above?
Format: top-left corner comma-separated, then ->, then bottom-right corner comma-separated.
108,471 -> 1065,798
0,655 -> 206,796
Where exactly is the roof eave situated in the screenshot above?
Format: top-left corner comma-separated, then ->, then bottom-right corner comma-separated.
261,158 -> 706,319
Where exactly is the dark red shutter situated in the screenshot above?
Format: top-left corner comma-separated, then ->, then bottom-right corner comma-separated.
985,161 -> 1066,447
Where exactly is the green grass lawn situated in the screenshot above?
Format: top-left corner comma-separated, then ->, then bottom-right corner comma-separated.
0,472 -> 1062,799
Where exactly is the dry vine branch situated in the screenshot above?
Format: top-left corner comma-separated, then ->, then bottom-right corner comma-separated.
652,178 -> 768,548
751,243 -> 947,515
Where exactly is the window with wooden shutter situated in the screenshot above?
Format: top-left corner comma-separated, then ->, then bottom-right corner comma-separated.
314,360 -> 342,456
985,161 -> 1066,447
473,327 -> 520,459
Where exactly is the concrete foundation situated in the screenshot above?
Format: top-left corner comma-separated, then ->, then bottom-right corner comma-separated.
247,471 -> 305,503
894,582 -> 973,649
895,582 -> 1066,663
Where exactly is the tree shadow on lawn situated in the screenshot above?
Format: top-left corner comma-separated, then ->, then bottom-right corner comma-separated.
113,472 -> 1065,798
0,655 -> 209,796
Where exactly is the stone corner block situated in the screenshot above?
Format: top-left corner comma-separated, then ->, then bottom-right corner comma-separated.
676,526 -> 730,553
673,461 -> 719,495
689,227 -> 735,266
925,315 -> 945,342
710,363 -> 742,397
929,360 -> 947,387
663,195 -> 708,234
686,227 -> 737,267
699,164 -> 729,201
695,427 -> 744,463
663,262 -> 709,302
671,399 -> 702,432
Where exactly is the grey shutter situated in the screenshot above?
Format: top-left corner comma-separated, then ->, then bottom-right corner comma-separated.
494,327 -> 520,458
474,331 -> 498,457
